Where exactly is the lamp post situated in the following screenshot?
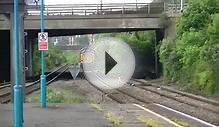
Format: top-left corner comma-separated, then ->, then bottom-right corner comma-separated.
13,0 -> 23,126
40,0 -> 47,108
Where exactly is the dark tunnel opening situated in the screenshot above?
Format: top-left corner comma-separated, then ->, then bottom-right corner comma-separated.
0,30 -> 10,83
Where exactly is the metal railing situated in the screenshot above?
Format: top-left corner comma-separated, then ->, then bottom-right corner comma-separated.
25,2 -> 187,16
26,2 -> 165,16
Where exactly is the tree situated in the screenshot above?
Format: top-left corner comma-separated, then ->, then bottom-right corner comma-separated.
159,0 -> 218,95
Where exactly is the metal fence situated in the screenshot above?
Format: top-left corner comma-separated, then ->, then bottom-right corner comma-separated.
25,2 -> 189,16
26,2 -> 170,16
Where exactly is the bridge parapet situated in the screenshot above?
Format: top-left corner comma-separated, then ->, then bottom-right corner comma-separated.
26,2 -> 178,16
0,0 -> 25,13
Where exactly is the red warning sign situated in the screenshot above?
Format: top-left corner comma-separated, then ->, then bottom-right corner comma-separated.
38,32 -> 48,51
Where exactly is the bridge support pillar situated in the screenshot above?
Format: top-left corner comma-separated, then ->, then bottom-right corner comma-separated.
25,34 -> 33,78
10,11 -> 25,103
155,29 -> 164,77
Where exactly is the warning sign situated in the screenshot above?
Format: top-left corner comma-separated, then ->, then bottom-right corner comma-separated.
38,32 -> 48,51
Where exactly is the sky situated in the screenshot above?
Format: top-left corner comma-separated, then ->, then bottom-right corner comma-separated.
44,0 -> 153,5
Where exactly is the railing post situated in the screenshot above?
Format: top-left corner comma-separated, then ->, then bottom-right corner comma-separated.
136,2 -> 138,12
96,4 -> 99,14
122,3 -> 124,14
85,10 -> 87,16
163,2 -> 166,13
100,0 -> 103,14
148,3 -> 150,14
180,0 -> 184,12
175,3 -> 177,13
72,8 -> 74,15
46,7 -> 49,16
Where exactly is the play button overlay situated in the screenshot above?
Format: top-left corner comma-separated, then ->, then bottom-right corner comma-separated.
105,52 -> 117,75
83,37 -> 135,89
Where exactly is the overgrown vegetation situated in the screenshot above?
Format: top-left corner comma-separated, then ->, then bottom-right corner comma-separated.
137,116 -> 160,127
32,41 -> 66,75
28,88 -> 85,103
32,41 -> 81,75
90,103 -> 104,112
159,0 -> 219,95
106,112 -> 124,126
97,31 -> 157,77
171,118 -> 190,127
99,31 -> 155,52
63,51 -> 80,64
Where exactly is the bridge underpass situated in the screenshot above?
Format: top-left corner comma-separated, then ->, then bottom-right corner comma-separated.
0,1 -> 179,83
0,31 -> 10,82
0,29 -> 165,83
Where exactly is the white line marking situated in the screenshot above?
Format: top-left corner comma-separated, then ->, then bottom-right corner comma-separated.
133,104 -> 183,127
154,103 -> 218,127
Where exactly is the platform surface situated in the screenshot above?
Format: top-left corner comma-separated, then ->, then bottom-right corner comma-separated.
0,104 -> 111,127
0,103 -> 179,127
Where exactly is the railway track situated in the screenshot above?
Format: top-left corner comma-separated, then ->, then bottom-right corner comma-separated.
0,64 -> 69,103
85,79 -> 218,127
131,79 -> 219,114
0,82 -> 11,90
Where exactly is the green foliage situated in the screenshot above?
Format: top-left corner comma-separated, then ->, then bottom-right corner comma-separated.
98,31 -> 156,74
177,0 -> 217,36
159,0 -> 219,95
115,31 -> 155,52
63,51 -> 80,64
137,116 -> 160,127
28,88 -> 84,103
106,112 -> 124,126
159,39 -> 182,82
32,42 -> 67,75
98,31 -> 155,52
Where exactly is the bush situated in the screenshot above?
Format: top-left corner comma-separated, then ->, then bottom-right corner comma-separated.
32,42 -> 67,75
28,88 -> 84,103
159,0 -> 218,95
63,51 -> 80,64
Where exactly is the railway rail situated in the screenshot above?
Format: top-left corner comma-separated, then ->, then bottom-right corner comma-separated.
0,64 -> 69,103
85,78 -> 218,127
132,79 -> 219,113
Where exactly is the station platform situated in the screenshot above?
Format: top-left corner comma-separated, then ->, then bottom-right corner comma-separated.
0,103 -> 178,127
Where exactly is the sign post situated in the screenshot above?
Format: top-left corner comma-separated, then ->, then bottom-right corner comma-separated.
39,0 -> 47,108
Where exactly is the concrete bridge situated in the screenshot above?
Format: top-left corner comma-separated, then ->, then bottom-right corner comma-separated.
0,14 -> 164,36
0,0 -> 183,83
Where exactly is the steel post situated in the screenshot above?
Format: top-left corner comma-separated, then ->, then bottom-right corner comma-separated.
40,0 -> 47,108
13,0 -> 23,126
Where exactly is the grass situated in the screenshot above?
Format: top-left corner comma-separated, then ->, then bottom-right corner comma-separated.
63,51 -> 80,64
171,118 -> 190,127
90,103 -> 104,112
106,112 -> 124,126
28,88 -> 84,104
137,116 -> 160,127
